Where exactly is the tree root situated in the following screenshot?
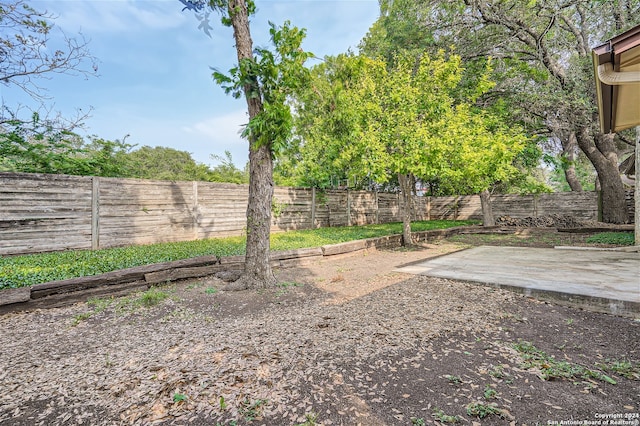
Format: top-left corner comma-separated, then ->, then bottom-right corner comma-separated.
221,280 -> 249,291
221,272 -> 277,291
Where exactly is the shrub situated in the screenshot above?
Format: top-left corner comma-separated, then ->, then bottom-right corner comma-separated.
585,232 -> 634,246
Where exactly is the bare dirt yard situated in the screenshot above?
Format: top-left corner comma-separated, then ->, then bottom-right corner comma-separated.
1,230 -> 639,426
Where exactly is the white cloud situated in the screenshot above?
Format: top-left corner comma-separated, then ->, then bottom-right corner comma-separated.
43,0 -> 187,34
183,110 -> 250,165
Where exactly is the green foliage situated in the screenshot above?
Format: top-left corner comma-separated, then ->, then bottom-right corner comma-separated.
112,288 -> 172,313
0,236 -> 246,289
0,220 -> 473,289
213,21 -> 312,155
238,398 -> 267,422
173,393 -> 188,403
597,359 -> 640,380
360,0 -> 640,197
296,413 -> 319,426
513,340 -> 617,384
431,408 -> 460,423
483,384 -> 497,399
545,153 -> 596,192
269,220 -> 477,252
288,50 -> 528,196
0,113 -> 132,176
275,281 -> 302,296
0,113 -> 250,183
271,197 -> 288,218
585,232 -> 634,246
71,288 -> 169,325
281,53 -> 373,188
360,0 -> 437,64
444,374 -> 462,384
138,287 -> 170,307
72,296 -> 114,325
209,151 -> 249,184
120,145 -> 213,181
411,417 -> 427,426
465,402 -> 503,419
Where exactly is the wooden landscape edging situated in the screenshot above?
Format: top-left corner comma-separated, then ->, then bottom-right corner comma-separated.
0,226 -> 477,314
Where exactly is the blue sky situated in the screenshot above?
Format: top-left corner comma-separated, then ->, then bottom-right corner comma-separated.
4,0 -> 379,167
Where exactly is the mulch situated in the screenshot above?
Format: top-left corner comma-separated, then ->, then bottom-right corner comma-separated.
0,238 -> 638,426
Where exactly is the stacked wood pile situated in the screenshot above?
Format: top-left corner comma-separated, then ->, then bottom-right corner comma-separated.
495,214 -> 585,228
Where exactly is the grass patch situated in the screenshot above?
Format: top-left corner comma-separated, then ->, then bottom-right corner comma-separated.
444,374 -> 462,384
432,408 -> 460,423
466,402 -> 504,419
114,287 -> 171,313
0,220 -> 474,290
275,281 -> 303,297
71,287 -> 171,325
513,340 -> 617,384
585,232 -> 634,245
597,359 -> 640,380
71,296 -> 114,326
238,398 -> 268,422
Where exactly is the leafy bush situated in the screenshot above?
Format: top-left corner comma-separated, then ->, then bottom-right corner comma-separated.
0,220 -> 475,290
585,232 -> 634,246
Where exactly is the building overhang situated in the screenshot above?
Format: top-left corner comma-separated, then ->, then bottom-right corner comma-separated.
592,24 -> 640,134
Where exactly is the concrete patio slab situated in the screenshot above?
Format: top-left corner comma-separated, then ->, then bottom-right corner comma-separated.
396,246 -> 640,317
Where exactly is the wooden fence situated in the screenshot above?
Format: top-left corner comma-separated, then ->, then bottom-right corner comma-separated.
0,172 -> 632,256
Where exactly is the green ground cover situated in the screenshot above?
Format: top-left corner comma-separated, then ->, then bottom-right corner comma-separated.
0,220 -> 475,290
585,232 -> 635,246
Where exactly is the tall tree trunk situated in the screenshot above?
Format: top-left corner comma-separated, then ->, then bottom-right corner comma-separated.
576,128 -> 628,224
226,0 -> 276,290
398,173 -> 413,245
479,189 -> 495,226
564,132 -> 583,192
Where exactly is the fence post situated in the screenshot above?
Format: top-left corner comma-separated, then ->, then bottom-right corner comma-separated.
192,181 -> 199,240
455,196 -> 459,220
91,176 -> 100,250
533,194 -> 539,217
374,189 -> 379,224
311,187 -> 316,229
347,189 -> 351,226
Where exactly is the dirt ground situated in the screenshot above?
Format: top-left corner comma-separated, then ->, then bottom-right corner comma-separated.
0,230 -> 638,426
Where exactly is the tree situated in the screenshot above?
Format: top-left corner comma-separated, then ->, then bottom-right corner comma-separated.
363,0 -> 638,223
0,113 -> 131,176
181,1 -> 311,290
546,152 -> 597,192
120,146 -> 213,181
432,101 -> 528,225
0,0 -> 97,124
209,151 -> 249,184
1,0 -> 98,174
461,0 -> 634,223
282,54 -> 373,189
293,52 -> 526,239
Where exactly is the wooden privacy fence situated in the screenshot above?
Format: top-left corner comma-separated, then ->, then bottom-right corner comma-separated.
0,172 -> 629,256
